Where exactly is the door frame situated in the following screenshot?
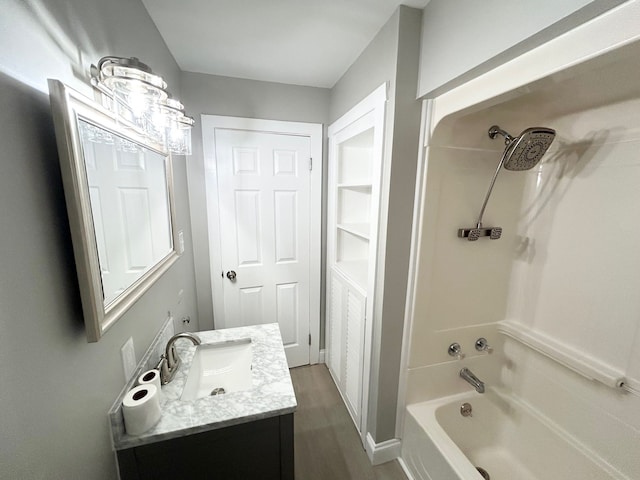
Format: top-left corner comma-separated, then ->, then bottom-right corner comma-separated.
201,115 -> 323,365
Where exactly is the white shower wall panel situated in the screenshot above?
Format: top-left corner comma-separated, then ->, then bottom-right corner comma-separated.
409,145 -> 525,368
504,96 -> 640,389
511,139 -> 640,368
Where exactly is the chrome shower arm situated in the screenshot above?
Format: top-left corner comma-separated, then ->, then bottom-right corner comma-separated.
488,125 -> 515,145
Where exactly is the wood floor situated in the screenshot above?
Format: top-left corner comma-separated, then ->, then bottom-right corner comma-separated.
290,364 -> 408,480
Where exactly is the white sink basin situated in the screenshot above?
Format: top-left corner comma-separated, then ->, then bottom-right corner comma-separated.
180,338 -> 253,401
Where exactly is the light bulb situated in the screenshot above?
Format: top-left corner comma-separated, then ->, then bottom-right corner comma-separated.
128,92 -> 148,118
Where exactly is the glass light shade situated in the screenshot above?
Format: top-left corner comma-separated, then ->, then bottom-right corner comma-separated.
91,56 -> 194,155
100,58 -> 168,143
157,98 -> 193,155
108,87 -> 166,145
166,116 -> 194,155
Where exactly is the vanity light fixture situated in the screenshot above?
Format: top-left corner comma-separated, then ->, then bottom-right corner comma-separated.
89,56 -> 194,155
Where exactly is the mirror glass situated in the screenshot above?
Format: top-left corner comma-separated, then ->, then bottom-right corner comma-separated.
78,120 -> 173,305
48,80 -> 179,342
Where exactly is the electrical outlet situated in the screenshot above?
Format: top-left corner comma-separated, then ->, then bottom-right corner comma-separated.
121,337 -> 137,381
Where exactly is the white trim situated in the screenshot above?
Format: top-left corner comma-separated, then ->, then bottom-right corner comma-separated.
328,84 -> 388,137
318,348 -> 325,364
365,432 -> 402,466
429,0 -> 640,132
201,115 -> 322,365
395,99 -> 432,439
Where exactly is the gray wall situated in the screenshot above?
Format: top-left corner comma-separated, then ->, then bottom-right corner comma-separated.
376,6 -> 423,442
328,8 -> 399,124
0,1 -> 197,479
180,72 -> 330,331
329,6 -> 423,443
418,0 -> 624,97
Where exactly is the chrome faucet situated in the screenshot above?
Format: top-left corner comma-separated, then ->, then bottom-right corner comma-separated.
157,332 -> 201,385
460,367 -> 485,394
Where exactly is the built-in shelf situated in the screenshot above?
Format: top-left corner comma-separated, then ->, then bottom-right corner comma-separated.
335,260 -> 368,291
337,223 -> 370,240
327,84 -> 386,444
337,182 -> 372,190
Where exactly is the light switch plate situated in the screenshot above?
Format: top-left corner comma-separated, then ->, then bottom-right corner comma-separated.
121,337 -> 136,381
178,230 -> 185,255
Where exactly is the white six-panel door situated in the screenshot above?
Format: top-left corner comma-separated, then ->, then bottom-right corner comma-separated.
84,140 -> 171,305
202,116 -> 322,368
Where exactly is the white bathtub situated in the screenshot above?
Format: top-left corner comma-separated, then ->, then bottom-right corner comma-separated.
401,389 -> 625,480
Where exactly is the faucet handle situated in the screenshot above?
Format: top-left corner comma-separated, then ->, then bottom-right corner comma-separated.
157,354 -> 171,385
167,345 -> 178,368
448,343 -> 466,360
475,337 -> 494,354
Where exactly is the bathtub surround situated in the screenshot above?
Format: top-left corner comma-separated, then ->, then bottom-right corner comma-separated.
401,3 -> 640,478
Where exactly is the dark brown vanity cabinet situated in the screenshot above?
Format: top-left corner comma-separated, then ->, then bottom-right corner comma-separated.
116,414 -> 294,480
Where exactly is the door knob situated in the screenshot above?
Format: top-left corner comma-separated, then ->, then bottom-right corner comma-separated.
226,270 -> 237,281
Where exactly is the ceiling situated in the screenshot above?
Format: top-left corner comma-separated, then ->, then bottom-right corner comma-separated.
141,0 -> 429,89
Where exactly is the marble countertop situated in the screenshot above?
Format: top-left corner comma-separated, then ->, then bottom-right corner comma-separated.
109,323 -> 297,450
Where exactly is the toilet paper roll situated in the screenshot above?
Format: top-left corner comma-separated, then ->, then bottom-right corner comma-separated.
122,384 -> 161,436
137,369 -> 163,403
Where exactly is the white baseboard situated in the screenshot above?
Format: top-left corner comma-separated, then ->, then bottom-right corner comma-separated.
318,349 -> 325,364
365,433 -> 402,466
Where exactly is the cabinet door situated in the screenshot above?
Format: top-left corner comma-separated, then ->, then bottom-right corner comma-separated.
343,284 -> 365,425
327,269 -> 344,385
327,268 -> 366,430
117,415 -> 294,480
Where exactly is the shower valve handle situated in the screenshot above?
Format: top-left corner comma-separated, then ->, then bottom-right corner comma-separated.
448,343 -> 466,360
475,337 -> 494,354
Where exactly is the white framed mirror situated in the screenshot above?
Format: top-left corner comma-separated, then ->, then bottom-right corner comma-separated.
48,80 -> 179,342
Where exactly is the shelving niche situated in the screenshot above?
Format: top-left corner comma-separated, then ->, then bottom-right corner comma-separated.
326,84 -> 386,442
333,128 -> 375,290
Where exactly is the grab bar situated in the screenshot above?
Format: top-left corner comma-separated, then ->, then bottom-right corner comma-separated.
497,322 -> 627,391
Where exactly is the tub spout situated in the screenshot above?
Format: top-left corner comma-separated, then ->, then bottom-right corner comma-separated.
460,368 -> 485,394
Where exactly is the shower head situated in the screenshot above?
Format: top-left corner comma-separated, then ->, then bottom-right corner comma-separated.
488,125 -> 556,171
458,124 -> 557,241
